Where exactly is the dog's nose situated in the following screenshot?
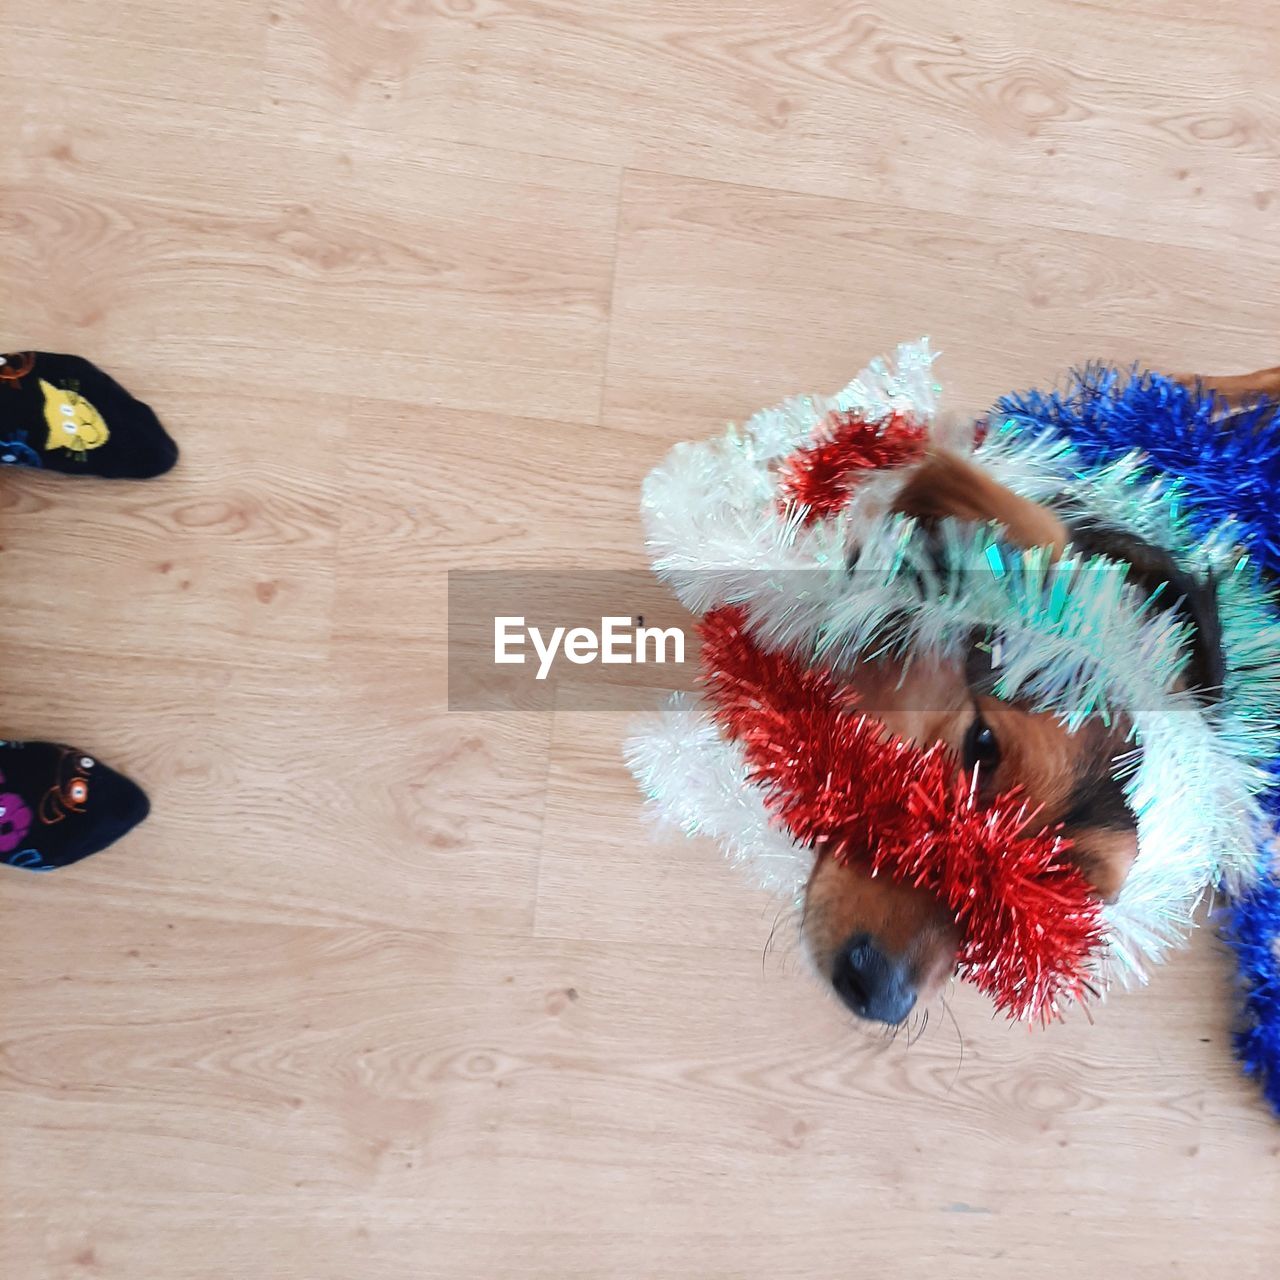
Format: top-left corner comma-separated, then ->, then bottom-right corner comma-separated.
831,933 -> 918,1024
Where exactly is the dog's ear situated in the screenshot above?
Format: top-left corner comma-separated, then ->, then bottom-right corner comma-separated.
1068,522 -> 1225,703
892,447 -> 1070,555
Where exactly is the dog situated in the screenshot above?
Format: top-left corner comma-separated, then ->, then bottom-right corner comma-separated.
802,363 -> 1280,1025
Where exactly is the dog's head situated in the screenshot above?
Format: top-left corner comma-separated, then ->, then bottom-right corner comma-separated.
802,448 -> 1225,1024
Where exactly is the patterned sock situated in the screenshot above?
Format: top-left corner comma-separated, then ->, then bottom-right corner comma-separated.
0,351 -> 178,478
0,741 -> 150,871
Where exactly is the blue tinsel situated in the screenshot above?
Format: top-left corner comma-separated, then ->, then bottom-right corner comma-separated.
1224,872 -> 1280,1115
999,366 -> 1280,572
996,365 -> 1280,1118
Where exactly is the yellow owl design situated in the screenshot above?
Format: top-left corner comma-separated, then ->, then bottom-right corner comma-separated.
41,380 -> 110,458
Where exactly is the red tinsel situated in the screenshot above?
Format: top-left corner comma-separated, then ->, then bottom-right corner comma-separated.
699,606 -> 1105,1023
778,409 -> 927,522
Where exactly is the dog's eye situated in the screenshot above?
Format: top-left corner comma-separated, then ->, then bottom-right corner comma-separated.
963,715 -> 1002,776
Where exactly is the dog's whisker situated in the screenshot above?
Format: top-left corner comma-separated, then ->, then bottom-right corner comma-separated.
941,992 -> 965,1091
761,905 -> 786,977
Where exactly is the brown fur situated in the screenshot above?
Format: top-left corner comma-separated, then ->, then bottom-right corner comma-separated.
1173,366 -> 1280,408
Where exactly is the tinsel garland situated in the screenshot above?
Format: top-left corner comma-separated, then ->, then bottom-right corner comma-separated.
1223,867 -> 1280,1114
994,364 -> 1280,1116
636,349 -> 1273,975
778,410 -> 926,521
997,366 -> 1280,567
627,340 -> 1280,1116
700,605 -> 1103,1022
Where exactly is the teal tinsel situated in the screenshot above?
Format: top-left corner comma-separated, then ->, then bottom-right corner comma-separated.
996,365 -> 1280,1119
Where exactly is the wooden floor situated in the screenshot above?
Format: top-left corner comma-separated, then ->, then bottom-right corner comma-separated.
3,2 -> 1280,1276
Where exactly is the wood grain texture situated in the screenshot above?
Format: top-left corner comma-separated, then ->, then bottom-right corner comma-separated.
266,0 -> 1280,254
2,2 -> 1280,1277
604,168 -> 1280,439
